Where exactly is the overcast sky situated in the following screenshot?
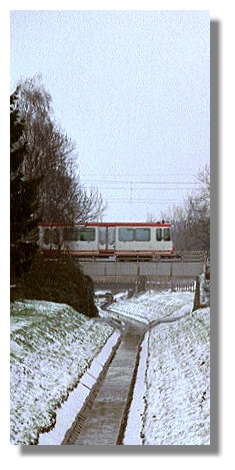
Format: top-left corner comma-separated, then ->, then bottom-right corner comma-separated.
10,10 -> 209,222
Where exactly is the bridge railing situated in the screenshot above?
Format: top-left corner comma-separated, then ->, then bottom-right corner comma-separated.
176,251 -> 206,263
79,259 -> 204,282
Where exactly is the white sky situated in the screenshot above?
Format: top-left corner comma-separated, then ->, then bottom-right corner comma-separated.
10,10 -> 209,221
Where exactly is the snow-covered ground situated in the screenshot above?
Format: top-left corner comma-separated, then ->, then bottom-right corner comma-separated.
120,291 -> 210,445
143,306 -> 210,445
110,289 -> 194,323
10,290 -> 210,446
10,300 -> 114,445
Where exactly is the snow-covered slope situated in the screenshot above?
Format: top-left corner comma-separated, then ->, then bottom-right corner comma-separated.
110,290 -> 194,323
143,307 -> 210,445
10,300 -> 113,445
119,291 -> 210,445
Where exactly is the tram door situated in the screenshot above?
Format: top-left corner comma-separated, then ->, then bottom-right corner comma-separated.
107,227 -> 115,250
98,227 -> 115,252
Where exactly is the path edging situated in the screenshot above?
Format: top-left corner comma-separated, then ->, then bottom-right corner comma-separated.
117,332 -> 149,446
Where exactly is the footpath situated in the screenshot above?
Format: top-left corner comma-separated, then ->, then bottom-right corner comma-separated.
64,327 -> 142,445
38,329 -> 122,445
38,307 -> 147,445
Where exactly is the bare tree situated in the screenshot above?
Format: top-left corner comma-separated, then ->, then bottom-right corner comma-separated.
148,165 -> 210,253
197,164 -> 210,204
146,212 -> 159,223
186,164 -> 210,252
16,75 -> 106,223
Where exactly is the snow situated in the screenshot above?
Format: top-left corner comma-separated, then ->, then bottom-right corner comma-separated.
113,291 -> 128,300
11,290 -> 210,446
10,300 -> 114,445
95,290 -> 112,296
143,307 -> 210,445
123,332 -> 149,445
120,291 -> 210,445
109,289 -> 194,324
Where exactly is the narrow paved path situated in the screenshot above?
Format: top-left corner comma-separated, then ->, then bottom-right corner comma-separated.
65,321 -> 145,445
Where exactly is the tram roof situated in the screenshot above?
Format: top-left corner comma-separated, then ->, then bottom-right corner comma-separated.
39,222 -> 171,227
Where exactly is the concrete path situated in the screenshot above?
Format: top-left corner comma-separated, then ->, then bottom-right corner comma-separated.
64,321 -> 145,445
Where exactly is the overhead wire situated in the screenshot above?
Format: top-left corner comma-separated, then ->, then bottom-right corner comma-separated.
79,177 -> 200,206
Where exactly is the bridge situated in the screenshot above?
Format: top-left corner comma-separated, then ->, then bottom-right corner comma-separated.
79,256 -> 205,290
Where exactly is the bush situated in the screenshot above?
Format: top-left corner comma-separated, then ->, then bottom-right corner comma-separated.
10,254 -> 98,318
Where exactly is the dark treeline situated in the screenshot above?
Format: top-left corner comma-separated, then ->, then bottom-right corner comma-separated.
10,75 -> 104,316
10,90 -> 41,279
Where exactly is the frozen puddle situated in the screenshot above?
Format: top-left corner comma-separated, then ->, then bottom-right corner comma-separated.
64,325 -> 144,445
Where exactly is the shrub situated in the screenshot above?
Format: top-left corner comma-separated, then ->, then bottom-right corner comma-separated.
10,254 -> 98,318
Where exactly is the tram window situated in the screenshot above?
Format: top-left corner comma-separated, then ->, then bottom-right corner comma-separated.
108,227 -> 115,245
164,228 -> 171,241
79,228 -> 95,241
99,228 -> 106,245
118,228 -> 135,241
44,228 -> 60,244
43,229 -> 50,245
63,227 -> 80,242
156,228 -> 162,241
51,229 -> 60,244
135,228 -> 150,241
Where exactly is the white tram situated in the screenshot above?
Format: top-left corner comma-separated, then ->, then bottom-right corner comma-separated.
39,222 -> 175,259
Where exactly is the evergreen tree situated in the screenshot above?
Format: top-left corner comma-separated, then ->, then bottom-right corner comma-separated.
10,89 -> 41,282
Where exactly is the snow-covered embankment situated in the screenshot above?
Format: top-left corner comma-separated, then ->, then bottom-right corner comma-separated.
10,300 -> 120,445
116,291 -> 210,445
